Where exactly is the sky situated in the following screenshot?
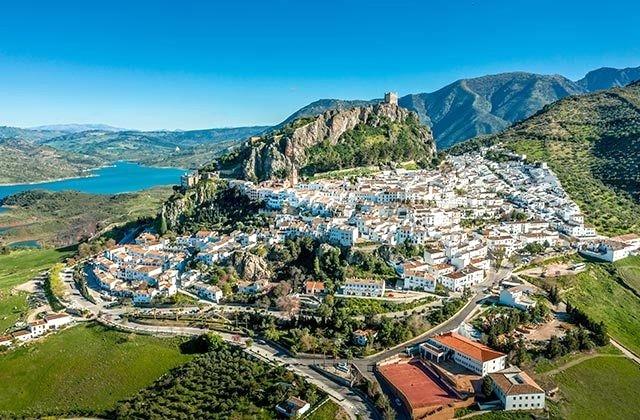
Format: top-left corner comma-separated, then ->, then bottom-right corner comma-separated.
1,0 -> 639,130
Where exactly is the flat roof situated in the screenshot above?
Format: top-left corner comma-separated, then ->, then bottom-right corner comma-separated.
378,361 -> 458,409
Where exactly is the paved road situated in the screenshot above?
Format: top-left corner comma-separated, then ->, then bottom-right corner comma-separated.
610,339 -> 640,365
59,260 -> 512,420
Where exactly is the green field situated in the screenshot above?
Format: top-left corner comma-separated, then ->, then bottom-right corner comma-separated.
616,256 -> 640,295
0,323 -> 191,416
552,356 -> 640,419
563,261 -> 640,355
307,398 -> 347,420
0,188 -> 171,247
0,248 -> 72,331
526,257 -> 640,356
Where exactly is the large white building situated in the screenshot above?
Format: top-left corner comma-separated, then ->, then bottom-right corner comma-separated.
499,285 -> 537,311
489,366 -> 545,411
340,278 -> 385,297
579,240 -> 638,262
420,332 -> 507,376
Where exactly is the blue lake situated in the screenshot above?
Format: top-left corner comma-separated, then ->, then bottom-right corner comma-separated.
0,161 -> 186,201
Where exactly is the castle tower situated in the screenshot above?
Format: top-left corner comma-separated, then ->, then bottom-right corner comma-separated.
384,91 -> 398,105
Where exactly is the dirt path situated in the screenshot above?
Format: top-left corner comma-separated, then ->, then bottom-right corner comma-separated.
545,353 -> 625,376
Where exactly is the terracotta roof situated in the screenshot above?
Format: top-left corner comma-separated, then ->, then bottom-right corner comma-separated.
44,313 -> 70,322
489,367 -> 544,396
305,280 -> 325,291
378,360 -> 459,409
433,332 -> 505,362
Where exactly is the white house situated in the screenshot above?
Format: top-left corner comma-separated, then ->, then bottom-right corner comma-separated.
275,396 -> 311,418
28,319 -> 48,337
44,313 -> 72,329
421,332 -> 507,376
0,335 -> 12,346
340,278 -> 385,297
439,265 -> 484,291
400,259 -> 437,292
499,285 -> 536,311
489,366 -> 545,411
12,330 -> 32,342
195,284 -> 224,303
579,240 -> 638,262
328,224 -> 359,247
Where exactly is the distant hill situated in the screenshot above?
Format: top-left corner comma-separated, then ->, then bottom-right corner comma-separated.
576,66 -> 640,92
399,72 -> 585,148
29,123 -> 127,133
0,125 -> 268,183
0,139 -> 102,184
450,81 -> 640,235
42,126 -> 269,169
215,102 -> 436,181
0,126 -> 67,142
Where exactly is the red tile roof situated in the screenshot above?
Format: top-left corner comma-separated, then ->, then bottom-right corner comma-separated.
433,332 -> 505,362
378,360 -> 459,409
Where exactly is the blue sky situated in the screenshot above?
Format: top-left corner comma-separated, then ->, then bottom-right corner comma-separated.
1,0 -> 639,130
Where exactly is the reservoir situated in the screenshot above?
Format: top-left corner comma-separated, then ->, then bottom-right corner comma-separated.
0,161 -> 185,201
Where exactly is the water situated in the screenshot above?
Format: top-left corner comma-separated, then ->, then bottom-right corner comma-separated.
9,240 -> 41,249
0,161 -> 185,201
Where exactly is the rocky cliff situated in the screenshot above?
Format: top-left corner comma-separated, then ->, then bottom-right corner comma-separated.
218,102 -> 436,181
230,251 -> 272,282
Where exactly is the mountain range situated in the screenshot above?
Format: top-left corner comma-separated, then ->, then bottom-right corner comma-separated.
1,65 -> 638,184
282,66 -> 640,149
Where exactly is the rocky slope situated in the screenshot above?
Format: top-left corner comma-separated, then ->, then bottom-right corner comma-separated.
450,81 -> 640,235
577,66 -> 640,92
217,102 -> 436,181
230,251 -> 272,282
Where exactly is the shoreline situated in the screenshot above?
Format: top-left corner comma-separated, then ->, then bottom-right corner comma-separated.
0,172 -> 98,187
0,161 -> 186,187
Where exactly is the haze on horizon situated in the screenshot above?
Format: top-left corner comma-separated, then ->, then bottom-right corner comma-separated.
1,0 -> 639,131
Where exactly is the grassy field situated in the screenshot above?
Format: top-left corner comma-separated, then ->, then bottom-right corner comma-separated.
616,255 -> 640,295
0,323 -> 191,416
0,188 -> 171,247
563,261 -> 640,355
551,356 -> 640,419
307,398 -> 347,420
0,248 -> 72,331
525,256 -> 640,356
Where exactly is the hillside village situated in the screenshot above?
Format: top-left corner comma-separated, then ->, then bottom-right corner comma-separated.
29,141 -> 630,419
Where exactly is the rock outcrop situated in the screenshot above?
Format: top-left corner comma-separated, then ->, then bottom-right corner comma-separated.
230,251 -> 272,282
219,102 -> 436,181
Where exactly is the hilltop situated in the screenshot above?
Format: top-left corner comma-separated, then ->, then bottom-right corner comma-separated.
450,80 -> 640,235
215,99 -> 436,181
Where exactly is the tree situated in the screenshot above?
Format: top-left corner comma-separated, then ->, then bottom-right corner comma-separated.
548,285 -> 561,304
157,211 -> 168,236
78,242 -> 92,258
493,246 -> 506,269
546,336 -> 563,359
482,376 -> 494,397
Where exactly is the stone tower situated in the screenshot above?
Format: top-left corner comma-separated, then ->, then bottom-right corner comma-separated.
384,92 -> 398,105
